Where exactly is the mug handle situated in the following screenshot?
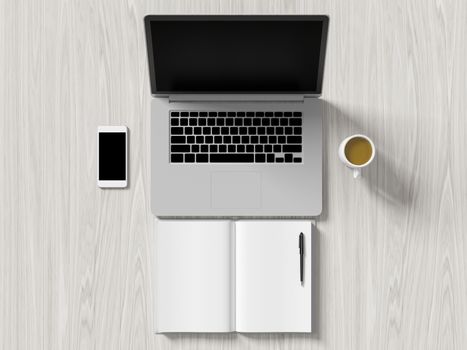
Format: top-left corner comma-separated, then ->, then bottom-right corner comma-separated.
353,168 -> 361,178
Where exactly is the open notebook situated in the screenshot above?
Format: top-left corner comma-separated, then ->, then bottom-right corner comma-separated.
155,219 -> 313,333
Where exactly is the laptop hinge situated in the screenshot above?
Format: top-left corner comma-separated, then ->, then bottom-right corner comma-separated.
167,94 -> 308,103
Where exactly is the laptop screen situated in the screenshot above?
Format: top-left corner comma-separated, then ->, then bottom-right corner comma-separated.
144,16 -> 329,94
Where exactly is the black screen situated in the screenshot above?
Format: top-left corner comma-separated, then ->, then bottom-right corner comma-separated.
99,133 -> 126,180
146,16 -> 327,93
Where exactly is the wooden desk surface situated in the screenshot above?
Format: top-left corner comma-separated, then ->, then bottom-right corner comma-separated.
2,0 -> 467,349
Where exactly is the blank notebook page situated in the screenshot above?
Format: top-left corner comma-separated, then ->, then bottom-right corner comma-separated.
155,219 -> 233,332
235,220 -> 312,332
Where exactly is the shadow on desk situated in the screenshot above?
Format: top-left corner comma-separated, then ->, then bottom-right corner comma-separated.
320,101 -> 415,221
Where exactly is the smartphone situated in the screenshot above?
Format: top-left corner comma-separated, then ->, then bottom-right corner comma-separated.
97,126 -> 128,188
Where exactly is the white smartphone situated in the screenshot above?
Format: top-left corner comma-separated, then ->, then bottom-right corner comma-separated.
97,126 -> 128,188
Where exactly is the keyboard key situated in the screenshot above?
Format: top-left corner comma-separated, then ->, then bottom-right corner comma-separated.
267,154 -> 275,162
274,111 -> 283,117
230,127 -> 238,135
171,145 -> 190,153
228,112 -> 235,117
194,127 -> 202,135
185,154 -> 195,162
276,127 -> 284,134
171,136 -> 185,143
224,136 -> 231,144
189,118 -> 197,126
273,145 -> 281,153
251,136 -> 259,144
218,112 -> 226,117
214,136 -> 222,144
201,145 -> 208,152
196,136 -> 204,143
294,127 -> 302,135
260,136 -> 268,144
212,127 -> 220,135
181,112 -> 189,117
203,127 -> 210,134
210,154 -> 255,162
185,127 -> 193,135
269,136 -> 277,144
262,118 -> 270,126
171,119 -> 179,126
235,118 -> 243,126
171,111 -> 180,117
285,154 -> 293,162
217,118 -> 225,126
199,118 -> 207,126
246,145 -> 254,152
267,127 -> 274,134
196,154 -> 208,162
284,112 -> 292,117
210,145 -> 218,152
240,127 -> 247,135
219,145 -> 227,152
208,118 -> 216,126
226,118 -> 234,126
255,145 -> 263,152
255,154 -> 265,162
228,145 -> 235,152
287,136 -> 302,144
192,145 -> 200,152
293,111 -> 302,117
293,157 -> 302,163
180,118 -> 188,126
289,118 -> 302,126
237,112 -> 245,117
265,112 -> 273,117
242,136 -> 249,143
233,136 -> 241,144
244,118 -> 252,126
265,145 -> 273,153
171,127 -> 183,135
271,118 -> 280,126
171,153 -> 183,162
278,136 -> 286,144
187,136 -> 195,143
246,111 -> 254,117
248,127 -> 256,135
283,145 -> 302,153
221,127 -> 229,135
190,111 -> 198,117
280,118 -> 288,126
253,118 -> 261,126
276,157 -> 284,163
237,145 -> 245,152
256,112 -> 264,117
205,136 -> 213,144
209,112 -> 217,117
285,127 -> 293,135
257,127 -> 265,135
199,112 -> 208,117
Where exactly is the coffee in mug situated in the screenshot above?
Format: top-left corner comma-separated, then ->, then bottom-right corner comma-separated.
338,134 -> 375,178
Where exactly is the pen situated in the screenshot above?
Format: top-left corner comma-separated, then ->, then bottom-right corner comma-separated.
299,232 -> 304,285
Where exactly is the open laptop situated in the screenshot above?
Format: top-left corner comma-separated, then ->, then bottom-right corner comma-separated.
144,15 -> 329,217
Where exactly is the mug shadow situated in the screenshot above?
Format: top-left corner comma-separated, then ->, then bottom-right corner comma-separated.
320,101 -> 414,219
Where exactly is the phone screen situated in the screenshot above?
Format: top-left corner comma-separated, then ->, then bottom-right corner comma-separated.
99,132 -> 126,180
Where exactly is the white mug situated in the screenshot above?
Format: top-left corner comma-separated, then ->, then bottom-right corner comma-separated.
338,134 -> 375,178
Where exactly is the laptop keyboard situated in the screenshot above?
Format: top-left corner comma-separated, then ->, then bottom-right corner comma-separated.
170,111 -> 303,163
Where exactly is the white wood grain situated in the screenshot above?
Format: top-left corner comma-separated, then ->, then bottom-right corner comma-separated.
1,0 -> 467,349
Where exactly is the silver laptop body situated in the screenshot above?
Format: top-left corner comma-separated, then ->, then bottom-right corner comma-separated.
145,15 -> 329,217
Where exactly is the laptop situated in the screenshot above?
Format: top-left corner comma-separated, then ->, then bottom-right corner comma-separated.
144,15 -> 329,217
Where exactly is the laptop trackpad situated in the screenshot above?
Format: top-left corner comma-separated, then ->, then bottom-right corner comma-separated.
211,172 -> 261,209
